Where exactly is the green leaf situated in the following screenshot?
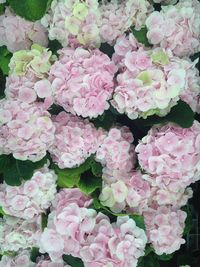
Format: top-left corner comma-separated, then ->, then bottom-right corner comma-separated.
0,155 -> 13,173
132,27 -> 152,47
90,160 -> 103,177
15,160 -> 34,181
3,155 -> 48,186
48,40 -> 62,56
138,254 -> 160,267
166,100 -> 195,128
91,110 -> 116,130
156,253 -> 174,261
144,245 -> 154,256
136,100 -> 195,128
4,163 -> 22,186
78,170 -> 102,195
30,247 -> 40,263
41,213 -> 48,231
53,157 -> 92,188
130,214 -> 146,230
0,4 -> 5,15
0,207 -> 6,216
8,0 -> 52,21
63,255 -> 84,267
32,156 -> 48,170
57,170 -> 80,188
182,205 -> 193,236
0,46 -> 12,75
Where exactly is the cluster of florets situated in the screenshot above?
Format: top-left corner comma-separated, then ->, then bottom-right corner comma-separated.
144,206 -> 186,255
96,127 -> 136,172
0,7 -> 48,52
49,111 -> 106,168
136,120 -> 200,192
0,250 -> 71,267
0,165 -> 57,219
5,45 -> 55,105
112,37 -> 200,119
0,99 -> 55,161
146,0 -> 200,57
41,0 -> 151,48
99,168 -> 192,213
49,47 -> 117,118
39,188 -> 147,267
0,215 -> 41,253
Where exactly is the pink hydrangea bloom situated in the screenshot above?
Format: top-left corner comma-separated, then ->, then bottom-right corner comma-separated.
0,7 -> 48,52
112,39 -> 200,119
81,214 -> 147,267
99,0 -> 152,44
95,127 -> 135,172
0,164 -> 57,220
36,259 -> 71,267
41,0 -> 151,48
146,0 -> 200,57
99,169 -> 151,213
49,47 -> 117,118
0,250 -> 34,267
144,206 -> 186,255
41,0 -> 102,48
99,168 -> 192,213
39,189 -> 94,261
0,99 -> 55,162
52,188 -> 92,213
136,121 -> 200,192
40,189 -> 147,265
5,45 -> 55,104
149,186 -> 193,208
40,203 -> 97,261
49,111 -> 105,168
0,215 -> 42,253
112,34 -> 143,69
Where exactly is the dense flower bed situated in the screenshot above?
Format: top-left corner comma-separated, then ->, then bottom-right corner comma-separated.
0,0 -> 199,266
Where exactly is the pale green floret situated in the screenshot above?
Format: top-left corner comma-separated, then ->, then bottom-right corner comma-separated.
137,70 -> 152,86
65,16 -> 80,35
99,186 -> 115,208
73,2 -> 89,21
9,44 -> 55,77
151,50 -> 169,65
10,50 -> 32,75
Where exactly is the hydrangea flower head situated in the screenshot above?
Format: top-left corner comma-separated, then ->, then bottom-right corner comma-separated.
136,120 -> 200,191
95,126 -> 136,172
5,45 -> 56,104
49,47 -> 117,118
146,0 -> 200,57
0,164 -> 57,220
0,99 -> 55,161
0,7 -> 48,52
144,206 -> 186,254
0,215 -> 42,253
41,0 -> 151,48
49,111 -> 106,168
112,37 -> 200,119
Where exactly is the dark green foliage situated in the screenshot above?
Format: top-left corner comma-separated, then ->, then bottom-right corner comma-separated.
8,0 -> 52,21
0,155 -> 47,185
